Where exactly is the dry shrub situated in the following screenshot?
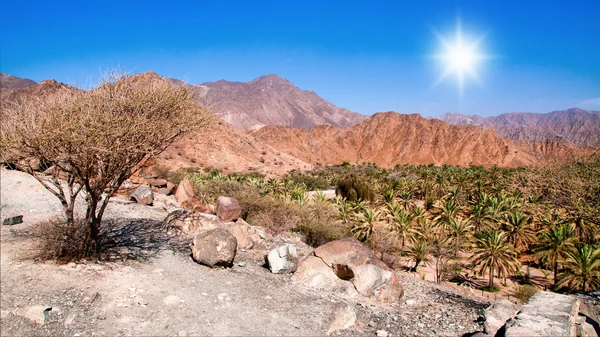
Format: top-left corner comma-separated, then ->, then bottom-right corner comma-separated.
512,284 -> 538,303
296,201 -> 350,247
1,71 -> 210,248
34,219 -> 96,263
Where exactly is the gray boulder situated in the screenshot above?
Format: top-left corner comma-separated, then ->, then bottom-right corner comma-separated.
190,228 -> 237,268
130,186 -> 154,205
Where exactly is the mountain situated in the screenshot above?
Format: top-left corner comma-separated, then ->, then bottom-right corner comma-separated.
252,112 -> 543,168
194,74 -> 366,131
437,108 -> 600,147
0,73 -> 37,92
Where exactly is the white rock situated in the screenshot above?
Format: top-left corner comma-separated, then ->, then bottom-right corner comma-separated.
406,299 -> 415,305
376,330 -> 389,337
266,244 -> 298,274
14,305 -> 51,325
163,295 -> 182,306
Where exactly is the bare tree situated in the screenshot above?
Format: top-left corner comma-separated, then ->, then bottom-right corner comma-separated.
1,71 -> 210,249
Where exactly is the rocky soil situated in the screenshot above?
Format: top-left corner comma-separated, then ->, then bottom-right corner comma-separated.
1,168 -> 491,336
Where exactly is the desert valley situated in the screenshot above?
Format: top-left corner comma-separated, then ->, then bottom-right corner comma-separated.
0,69 -> 599,337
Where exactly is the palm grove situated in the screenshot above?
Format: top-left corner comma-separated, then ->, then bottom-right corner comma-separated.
1,72 -> 598,295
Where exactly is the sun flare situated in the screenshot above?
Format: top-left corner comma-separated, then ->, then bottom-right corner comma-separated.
434,21 -> 488,97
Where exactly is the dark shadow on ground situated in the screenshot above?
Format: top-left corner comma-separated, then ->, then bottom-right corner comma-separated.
97,218 -> 189,262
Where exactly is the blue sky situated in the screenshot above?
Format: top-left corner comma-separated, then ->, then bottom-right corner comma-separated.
2,0 -> 599,116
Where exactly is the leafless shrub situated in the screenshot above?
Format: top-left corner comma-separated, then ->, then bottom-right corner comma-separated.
0,71 -> 210,252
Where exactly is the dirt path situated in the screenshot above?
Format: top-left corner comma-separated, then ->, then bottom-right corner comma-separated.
1,169 -> 491,336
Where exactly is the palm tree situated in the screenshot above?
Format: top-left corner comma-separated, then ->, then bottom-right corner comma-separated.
556,244 -> 600,293
351,207 -> 380,243
535,223 -> 576,287
388,204 -> 413,248
502,211 -> 536,252
447,216 -> 473,256
336,198 -> 354,224
407,238 -> 430,272
471,229 -> 520,289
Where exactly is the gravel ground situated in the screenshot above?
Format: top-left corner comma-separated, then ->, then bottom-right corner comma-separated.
1,168 -> 491,336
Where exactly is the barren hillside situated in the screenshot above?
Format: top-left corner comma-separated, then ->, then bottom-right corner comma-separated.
437,108 -> 600,147
195,74 -> 366,131
252,112 -> 539,167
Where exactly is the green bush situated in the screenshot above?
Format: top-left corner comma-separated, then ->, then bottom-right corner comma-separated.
335,173 -> 376,203
285,172 -> 330,190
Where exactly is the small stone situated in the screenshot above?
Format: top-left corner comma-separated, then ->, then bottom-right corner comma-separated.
237,261 -> 247,267
130,186 -> 154,205
376,330 -> 389,337
163,295 -> 182,306
15,305 -> 52,325
327,305 -> 357,335
406,299 -> 415,305
2,215 -> 23,226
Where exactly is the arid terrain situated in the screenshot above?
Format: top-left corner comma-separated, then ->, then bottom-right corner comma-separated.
0,169 -> 492,337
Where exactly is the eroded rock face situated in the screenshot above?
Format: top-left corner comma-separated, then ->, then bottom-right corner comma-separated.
266,244 -> 298,274
130,186 -> 154,205
292,238 -> 403,305
175,179 -> 195,203
190,228 -> 237,268
483,299 -> 520,336
216,196 -> 241,222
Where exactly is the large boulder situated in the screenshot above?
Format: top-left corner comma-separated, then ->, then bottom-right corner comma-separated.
227,222 -> 254,250
266,244 -> 298,274
190,228 -> 237,268
175,179 -> 195,203
163,209 -> 220,236
216,196 -> 242,222
483,299 -> 520,336
130,186 -> 154,205
292,238 -> 403,305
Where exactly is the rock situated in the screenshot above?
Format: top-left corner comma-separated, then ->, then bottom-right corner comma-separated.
2,215 -> 23,226
216,196 -> 242,222
147,178 -> 168,187
376,330 -> 389,337
406,299 -> 415,305
266,244 -> 298,274
237,261 -> 247,267
483,299 -> 520,336
163,209 -> 221,235
163,295 -> 182,306
175,179 -> 195,203
159,182 -> 176,195
190,228 -> 237,267
327,305 -> 357,335
227,223 -> 254,250
182,198 -> 216,214
292,255 -> 359,298
130,186 -> 154,205
14,305 -> 52,325
293,238 -> 403,305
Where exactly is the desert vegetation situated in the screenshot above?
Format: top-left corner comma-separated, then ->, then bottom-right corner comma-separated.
0,72 -> 209,255
162,156 -> 599,295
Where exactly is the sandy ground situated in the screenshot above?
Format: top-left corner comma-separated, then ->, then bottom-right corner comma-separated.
1,169 -> 491,336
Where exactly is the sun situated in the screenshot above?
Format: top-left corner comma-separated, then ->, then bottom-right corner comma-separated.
433,21 -> 488,97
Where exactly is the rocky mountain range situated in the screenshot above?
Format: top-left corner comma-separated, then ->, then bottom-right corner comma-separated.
1,72 -> 595,173
437,108 -> 600,147
252,112 -> 544,168
194,74 -> 366,131
0,73 -> 37,92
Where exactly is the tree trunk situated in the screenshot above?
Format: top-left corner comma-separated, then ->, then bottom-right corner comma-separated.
553,260 -> 558,287
412,258 -> 421,272
489,268 -> 494,289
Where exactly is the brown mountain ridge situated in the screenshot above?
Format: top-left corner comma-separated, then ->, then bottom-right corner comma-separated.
252,112 -> 543,168
195,74 -> 367,131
